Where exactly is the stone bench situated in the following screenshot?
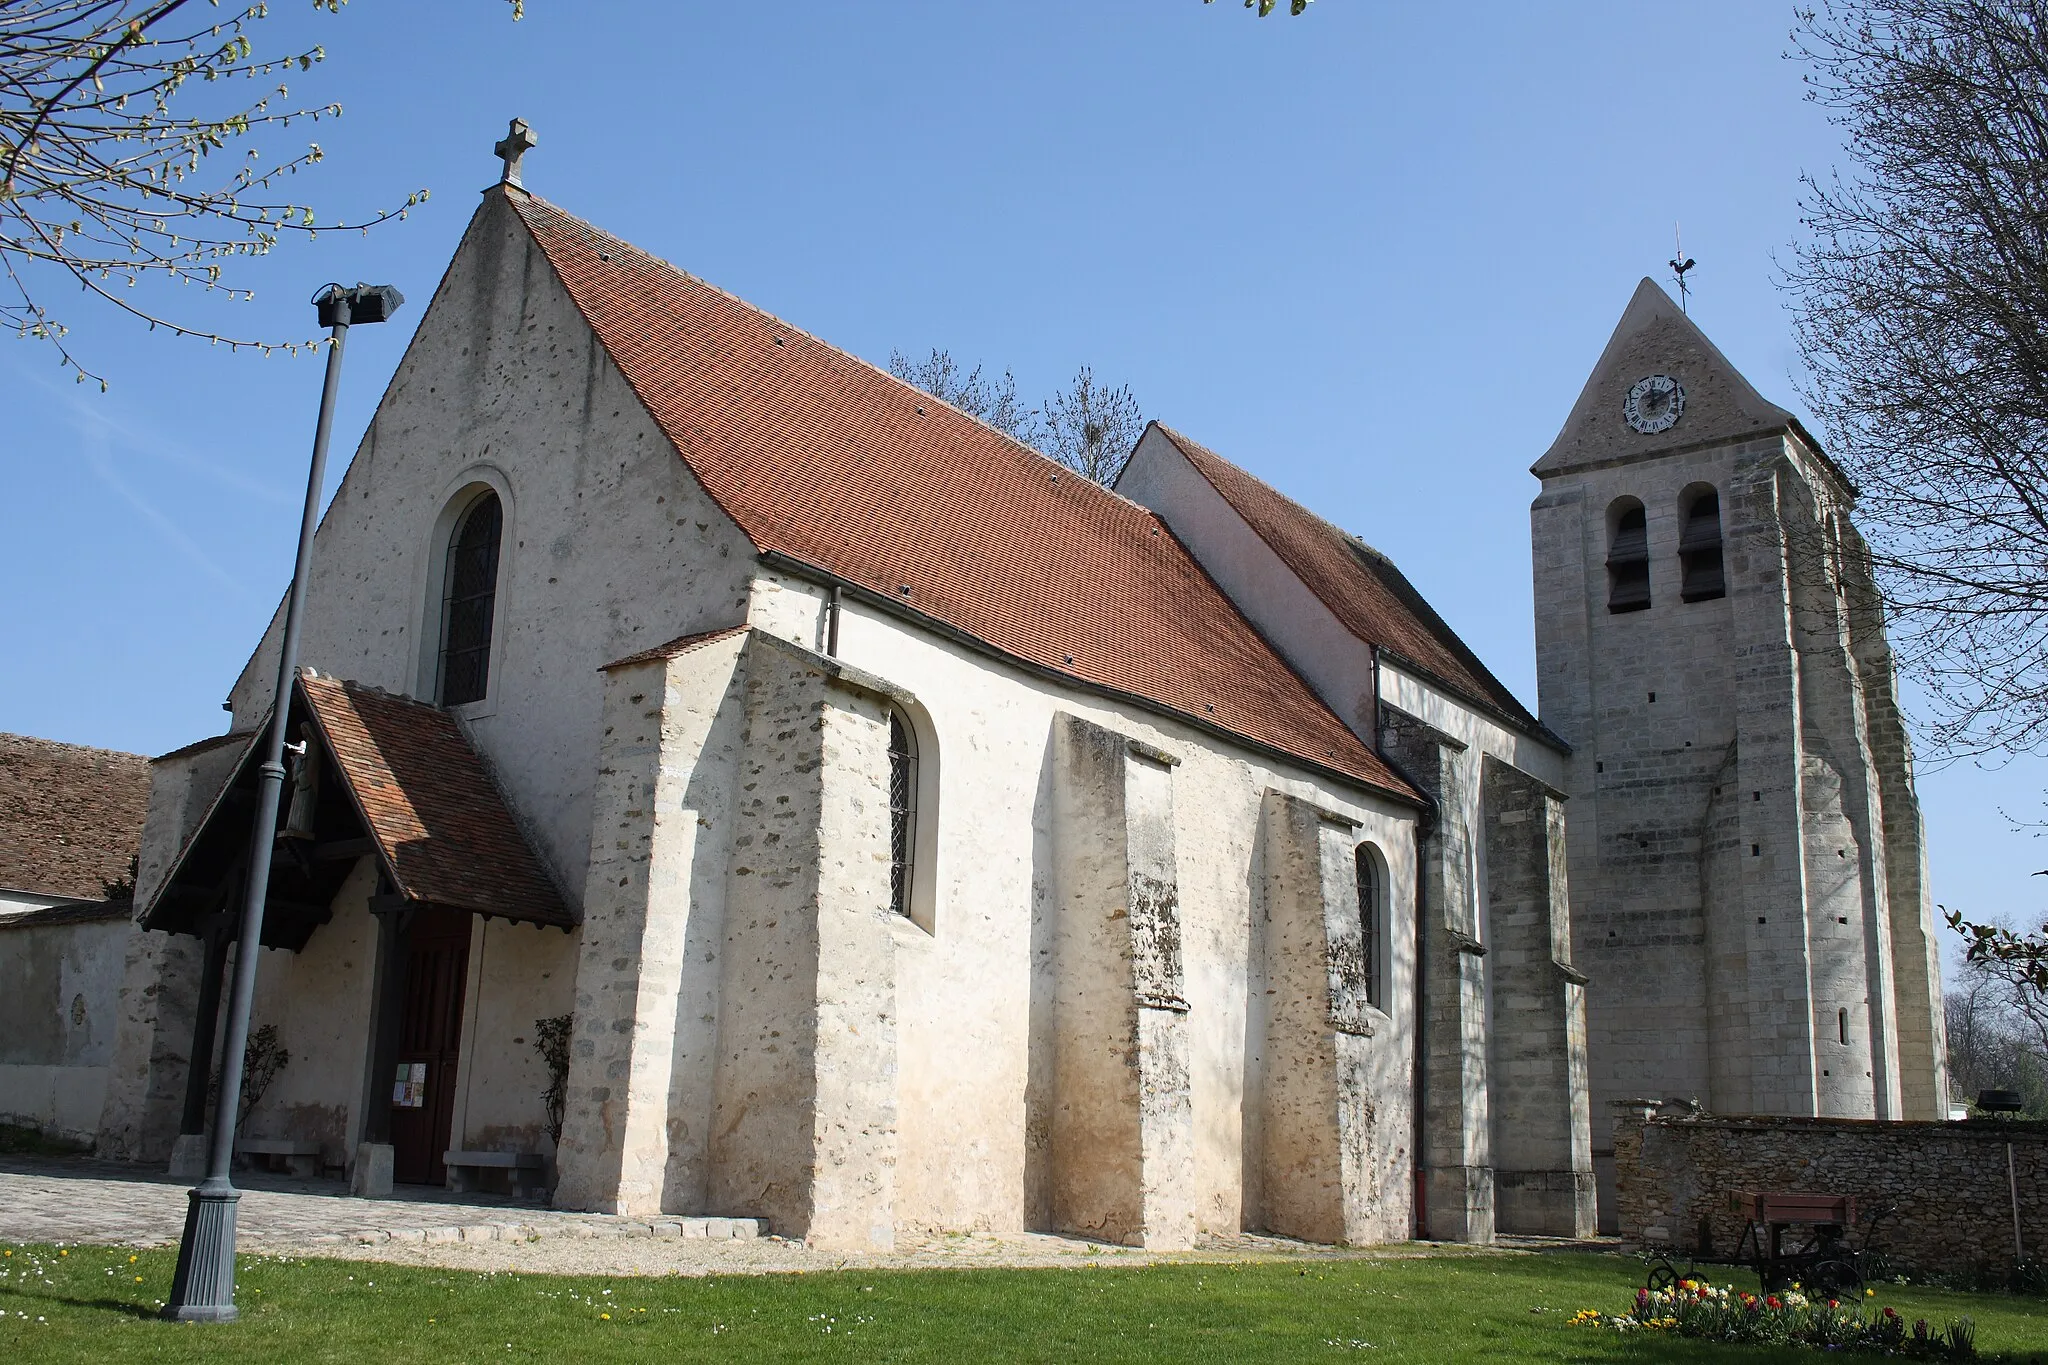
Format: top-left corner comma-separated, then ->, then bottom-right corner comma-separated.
235,1138 -> 322,1179
444,1149 -> 549,1198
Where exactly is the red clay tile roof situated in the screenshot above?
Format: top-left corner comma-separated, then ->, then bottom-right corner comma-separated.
300,674 -> 573,928
601,624 -> 750,672
1150,426 -> 1551,740
508,194 -> 1413,800
0,732 -> 150,900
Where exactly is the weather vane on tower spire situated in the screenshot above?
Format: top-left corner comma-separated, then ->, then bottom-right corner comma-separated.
1669,224 -> 1697,314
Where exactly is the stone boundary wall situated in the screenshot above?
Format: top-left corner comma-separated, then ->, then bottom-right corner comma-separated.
1613,1105 -> 2047,1277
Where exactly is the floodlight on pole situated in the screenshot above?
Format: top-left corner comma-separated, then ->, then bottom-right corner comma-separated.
164,282 -> 404,1323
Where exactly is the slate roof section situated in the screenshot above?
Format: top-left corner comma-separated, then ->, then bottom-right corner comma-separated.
507,192 -> 1412,800
0,732 -> 151,900
1149,426 -> 1552,742
299,674 -> 573,928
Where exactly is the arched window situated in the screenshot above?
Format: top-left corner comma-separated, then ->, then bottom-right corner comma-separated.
887,709 -> 918,918
1356,842 -> 1386,1011
1607,499 -> 1650,613
1679,486 -> 1726,602
437,492 -> 502,705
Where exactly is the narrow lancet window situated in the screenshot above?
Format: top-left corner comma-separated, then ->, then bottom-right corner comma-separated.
1607,501 -> 1651,613
438,492 -> 502,706
1679,488 -> 1727,602
1356,843 -> 1383,1011
888,710 -> 918,918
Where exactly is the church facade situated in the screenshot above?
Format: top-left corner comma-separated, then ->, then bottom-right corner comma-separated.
89,160 -> 1595,1249
66,142 -> 1943,1252
1530,282 -> 1949,1225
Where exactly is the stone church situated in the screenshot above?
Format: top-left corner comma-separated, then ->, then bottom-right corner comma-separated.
9,131 -> 1942,1249
79,138 -> 1595,1250
1531,281 -> 1949,1224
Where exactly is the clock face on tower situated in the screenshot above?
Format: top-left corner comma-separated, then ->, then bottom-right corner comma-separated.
1623,374 -> 1686,434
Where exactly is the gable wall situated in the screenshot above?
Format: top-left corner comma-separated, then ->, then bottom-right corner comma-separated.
222,192 -> 759,899
1117,429 -> 1377,740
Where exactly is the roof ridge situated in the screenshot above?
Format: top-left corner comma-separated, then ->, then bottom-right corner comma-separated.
0,732 -> 149,764
1149,423 -> 1548,738
503,192 -> 1413,800
305,670 -> 439,713
1153,424 -> 1407,565
516,194 -> 1163,521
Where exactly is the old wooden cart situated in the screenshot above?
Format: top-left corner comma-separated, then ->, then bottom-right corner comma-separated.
1644,1192 -> 1895,1296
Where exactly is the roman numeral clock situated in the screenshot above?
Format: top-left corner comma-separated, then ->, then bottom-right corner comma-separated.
1623,373 -> 1685,434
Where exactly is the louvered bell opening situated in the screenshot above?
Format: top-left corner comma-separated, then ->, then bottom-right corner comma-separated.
1606,524 -> 1649,565
1678,518 -> 1722,553
1608,559 -> 1651,613
1681,546 -> 1726,602
1607,506 -> 1651,612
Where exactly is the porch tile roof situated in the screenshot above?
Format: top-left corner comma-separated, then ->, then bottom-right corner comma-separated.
507,193 -> 1414,802
300,674 -> 572,928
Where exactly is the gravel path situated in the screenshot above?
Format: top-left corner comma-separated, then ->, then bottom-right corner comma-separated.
1,1154 -> 1606,1277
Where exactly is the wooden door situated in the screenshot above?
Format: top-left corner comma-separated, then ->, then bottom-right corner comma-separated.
390,908 -> 471,1186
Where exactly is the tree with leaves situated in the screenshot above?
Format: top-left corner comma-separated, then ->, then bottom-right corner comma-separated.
1,0 -> 518,388
1945,900 -> 2048,1113
888,347 -> 1147,485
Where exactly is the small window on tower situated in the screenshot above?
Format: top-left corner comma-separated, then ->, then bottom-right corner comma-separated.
1679,486 -> 1726,602
1607,499 -> 1651,613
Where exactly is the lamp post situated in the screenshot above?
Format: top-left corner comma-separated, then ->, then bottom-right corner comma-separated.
165,281 -> 404,1322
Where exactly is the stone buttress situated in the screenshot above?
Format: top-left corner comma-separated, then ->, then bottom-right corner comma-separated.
1378,709 -> 1493,1242
1256,791 -> 1407,1244
1481,758 -> 1596,1237
556,629 -> 902,1252
1047,713 -> 1197,1249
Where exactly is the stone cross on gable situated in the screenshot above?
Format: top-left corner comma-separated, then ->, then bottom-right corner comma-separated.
494,118 -> 537,189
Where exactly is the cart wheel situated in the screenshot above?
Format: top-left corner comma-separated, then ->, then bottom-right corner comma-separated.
1646,1259 -> 1678,1292
1810,1260 -> 1863,1297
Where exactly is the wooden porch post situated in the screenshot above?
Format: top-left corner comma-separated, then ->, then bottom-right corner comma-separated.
351,888 -> 412,1196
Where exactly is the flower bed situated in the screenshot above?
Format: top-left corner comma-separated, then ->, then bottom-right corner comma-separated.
1571,1278 -> 1978,1357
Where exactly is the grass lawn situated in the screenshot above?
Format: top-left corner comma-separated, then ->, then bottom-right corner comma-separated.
1,1241 -> 2042,1363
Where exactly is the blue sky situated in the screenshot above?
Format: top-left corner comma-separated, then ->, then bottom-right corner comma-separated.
4,1 -> 2042,938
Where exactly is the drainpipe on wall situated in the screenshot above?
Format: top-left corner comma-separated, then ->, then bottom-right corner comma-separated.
826,584 -> 843,657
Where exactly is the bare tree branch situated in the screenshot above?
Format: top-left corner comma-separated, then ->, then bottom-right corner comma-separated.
887,347 -> 1147,485
0,0 -> 521,388
1787,1 -> 2048,759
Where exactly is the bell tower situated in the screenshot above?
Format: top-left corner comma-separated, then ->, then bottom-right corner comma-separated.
1529,280 -> 1948,1227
